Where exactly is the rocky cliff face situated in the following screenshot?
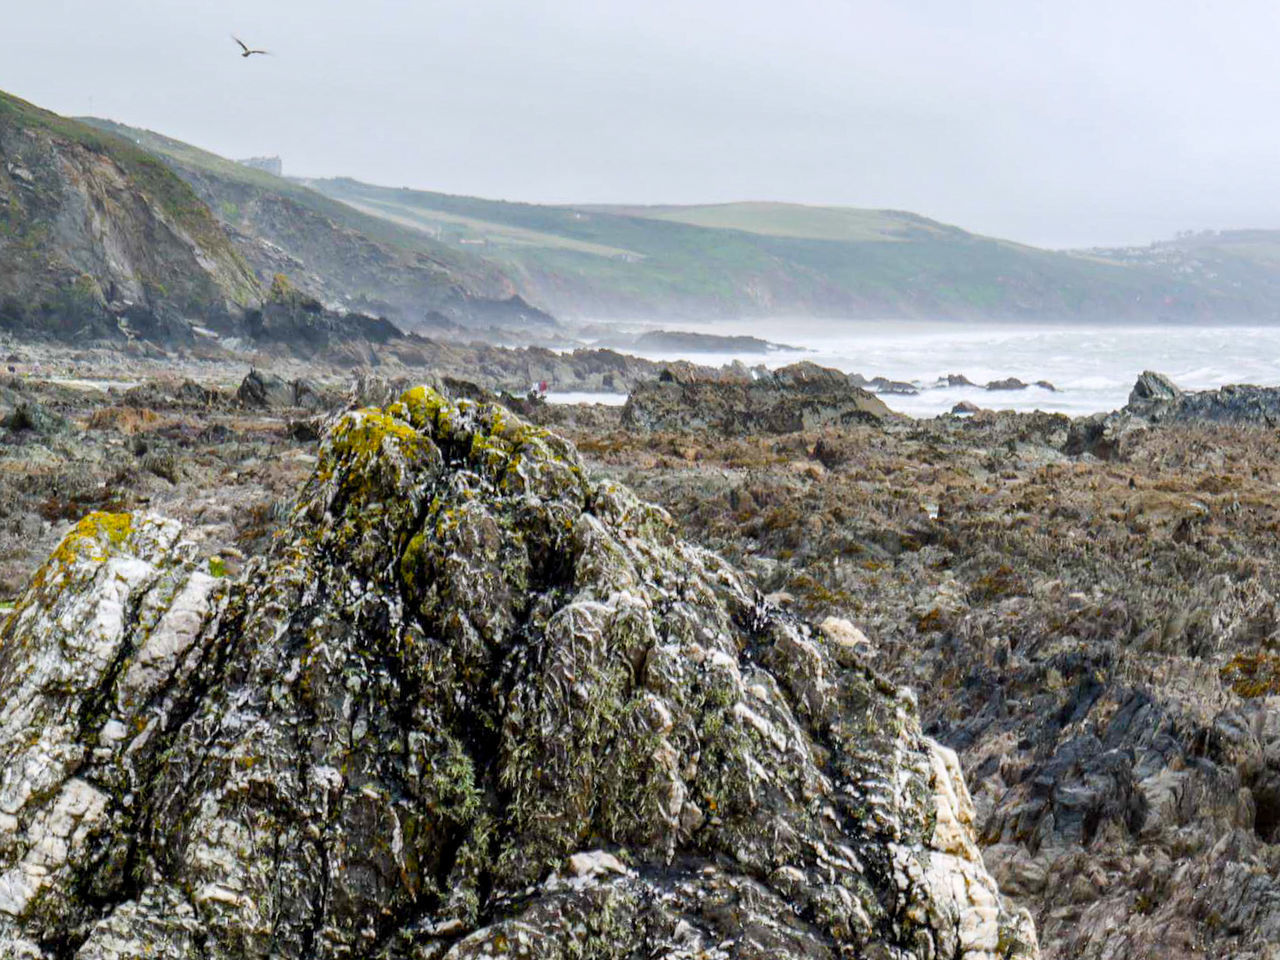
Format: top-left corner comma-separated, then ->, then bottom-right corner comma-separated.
77,118 -> 552,333
0,92 -> 261,341
0,388 -> 1034,959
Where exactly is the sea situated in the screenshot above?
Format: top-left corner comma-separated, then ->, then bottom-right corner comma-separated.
555,319 -> 1280,418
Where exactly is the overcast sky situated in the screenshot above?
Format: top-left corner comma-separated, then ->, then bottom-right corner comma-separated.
5,0 -> 1280,248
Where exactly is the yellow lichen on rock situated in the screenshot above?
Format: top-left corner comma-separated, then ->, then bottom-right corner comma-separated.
32,512 -> 135,591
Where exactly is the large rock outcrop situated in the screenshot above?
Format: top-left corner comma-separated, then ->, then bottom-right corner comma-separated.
623,362 -> 890,435
1067,371 -> 1280,458
0,388 -> 1033,959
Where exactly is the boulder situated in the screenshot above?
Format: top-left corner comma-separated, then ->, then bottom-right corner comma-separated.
236,368 -> 294,409
986,378 -> 1028,391
0,388 -> 1035,959
1128,370 -> 1182,406
237,369 -> 337,412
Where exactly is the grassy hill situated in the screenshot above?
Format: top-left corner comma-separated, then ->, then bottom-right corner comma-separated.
582,201 -> 963,243
61,110 -> 1280,326
305,178 -> 1262,323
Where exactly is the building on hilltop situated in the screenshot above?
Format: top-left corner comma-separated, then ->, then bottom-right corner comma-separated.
236,155 -> 283,176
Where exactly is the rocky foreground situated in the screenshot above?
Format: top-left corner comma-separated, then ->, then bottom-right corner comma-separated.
0,387 -> 1035,958
566,372 -> 1280,960
4,363 -> 1280,959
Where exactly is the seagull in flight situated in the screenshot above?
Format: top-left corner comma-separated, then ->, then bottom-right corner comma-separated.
232,36 -> 271,58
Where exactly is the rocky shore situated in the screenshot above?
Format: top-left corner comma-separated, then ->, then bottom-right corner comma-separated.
0,386 -> 1034,959
0,360 -> 1278,958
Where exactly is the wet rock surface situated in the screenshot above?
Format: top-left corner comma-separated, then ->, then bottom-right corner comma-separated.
562,403 -> 1280,960
0,387 -> 1034,959
622,362 -> 890,434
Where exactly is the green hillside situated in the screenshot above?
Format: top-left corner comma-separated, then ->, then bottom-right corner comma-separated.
583,201 -> 961,243
63,111 -> 1280,325
306,178 -> 1253,322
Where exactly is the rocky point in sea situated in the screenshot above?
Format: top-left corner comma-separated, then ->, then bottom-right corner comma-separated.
0,386 -> 1035,959
623,362 -> 889,436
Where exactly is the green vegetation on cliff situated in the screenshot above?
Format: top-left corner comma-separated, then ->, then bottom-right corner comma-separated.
80,117 -> 518,324
306,177 -> 1261,323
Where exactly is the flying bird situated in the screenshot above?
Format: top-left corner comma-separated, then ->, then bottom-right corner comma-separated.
232,36 -> 271,58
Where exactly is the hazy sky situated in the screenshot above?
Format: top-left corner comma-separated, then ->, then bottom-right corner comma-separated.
5,0 -> 1280,248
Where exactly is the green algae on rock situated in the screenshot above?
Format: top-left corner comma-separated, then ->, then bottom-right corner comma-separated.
0,386 -> 1035,959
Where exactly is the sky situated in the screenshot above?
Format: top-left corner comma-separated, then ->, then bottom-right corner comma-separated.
4,0 -> 1280,248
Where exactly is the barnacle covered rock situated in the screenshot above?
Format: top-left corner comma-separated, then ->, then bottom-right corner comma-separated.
0,387 -> 1036,959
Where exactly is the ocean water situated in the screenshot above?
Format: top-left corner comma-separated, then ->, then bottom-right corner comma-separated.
568,320 -> 1280,418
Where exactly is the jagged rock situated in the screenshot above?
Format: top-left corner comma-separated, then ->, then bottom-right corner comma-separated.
1125,370 -> 1182,419
623,361 -> 891,434
1163,383 -> 1280,425
1129,370 -> 1182,406
985,378 -> 1027,391
236,368 -> 293,409
867,376 -> 919,396
952,401 -> 982,415
236,369 -> 335,411
0,388 -> 1035,959
1068,372 -> 1280,460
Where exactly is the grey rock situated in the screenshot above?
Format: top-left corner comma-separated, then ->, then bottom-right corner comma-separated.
0,387 -> 1034,959
236,369 -> 335,411
1129,371 -> 1182,406
1069,371 -> 1280,459
624,361 -> 891,434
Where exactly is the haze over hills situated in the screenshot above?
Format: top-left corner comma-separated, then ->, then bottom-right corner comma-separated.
302,178 -> 1280,324
8,86 -> 1280,350
0,88 -> 558,350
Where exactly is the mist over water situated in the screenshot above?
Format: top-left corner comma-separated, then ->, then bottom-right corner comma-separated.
581,320 -> 1280,417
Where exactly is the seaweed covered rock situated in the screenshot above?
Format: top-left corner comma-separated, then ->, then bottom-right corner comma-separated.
0,388 -> 1035,959
623,362 -> 889,435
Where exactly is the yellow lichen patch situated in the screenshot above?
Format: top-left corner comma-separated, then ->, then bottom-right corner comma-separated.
330,409 -> 422,459
318,409 -> 430,492
52,511 -> 134,565
1221,650 -> 1280,698
399,385 -> 452,434
30,512 -> 135,592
